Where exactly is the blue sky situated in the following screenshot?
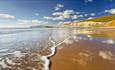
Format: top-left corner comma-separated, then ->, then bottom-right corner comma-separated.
0,0 -> 115,27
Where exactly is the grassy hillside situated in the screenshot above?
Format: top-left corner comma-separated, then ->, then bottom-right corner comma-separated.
62,15 -> 115,28
83,15 -> 115,22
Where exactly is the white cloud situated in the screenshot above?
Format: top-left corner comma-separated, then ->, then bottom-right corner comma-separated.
63,10 -> 75,18
44,10 -> 77,20
44,16 -> 64,21
55,4 -> 64,11
88,17 -> 93,19
0,13 -> 15,19
53,10 -> 75,18
43,17 -> 53,20
90,13 -> 95,16
83,13 -> 96,18
53,16 -> 64,20
79,14 -> 84,18
105,9 -> 115,14
52,12 -> 63,16
72,15 -> 79,19
58,21 -> 72,25
84,14 -> 88,17
76,12 -> 81,14
72,14 -> 84,20
44,10 -> 85,21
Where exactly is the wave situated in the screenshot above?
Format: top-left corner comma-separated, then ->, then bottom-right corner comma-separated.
41,36 -> 71,70
0,29 -> 32,35
0,35 -> 70,70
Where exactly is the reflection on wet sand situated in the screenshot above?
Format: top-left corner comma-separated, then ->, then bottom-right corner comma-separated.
0,28 -> 115,70
51,28 -> 115,70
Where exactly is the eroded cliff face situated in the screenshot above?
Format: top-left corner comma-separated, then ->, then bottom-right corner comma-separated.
62,20 -> 115,28
62,21 -> 104,27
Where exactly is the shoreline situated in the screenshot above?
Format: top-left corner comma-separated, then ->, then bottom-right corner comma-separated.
50,34 -> 115,70
41,36 -> 70,70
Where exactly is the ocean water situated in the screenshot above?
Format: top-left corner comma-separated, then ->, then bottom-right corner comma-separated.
0,28 -> 71,70
0,28 -> 115,70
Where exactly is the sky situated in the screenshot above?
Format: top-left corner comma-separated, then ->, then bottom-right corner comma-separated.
0,0 -> 115,27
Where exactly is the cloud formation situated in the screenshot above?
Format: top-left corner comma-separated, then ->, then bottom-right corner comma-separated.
58,21 -> 72,25
0,13 -> 15,19
55,4 -> 64,11
88,17 -> 93,19
90,13 -> 95,16
44,10 -> 82,21
44,16 -> 64,21
105,9 -> 115,14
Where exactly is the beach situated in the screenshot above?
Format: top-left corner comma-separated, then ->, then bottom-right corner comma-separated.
1,0 -> 115,70
51,29 -> 115,70
0,28 -> 115,70
0,28 -> 71,70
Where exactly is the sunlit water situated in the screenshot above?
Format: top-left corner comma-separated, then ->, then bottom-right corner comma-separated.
0,28 -> 115,70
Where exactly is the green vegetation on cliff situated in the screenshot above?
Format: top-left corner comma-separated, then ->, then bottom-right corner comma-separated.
62,15 -> 115,28
83,15 -> 115,22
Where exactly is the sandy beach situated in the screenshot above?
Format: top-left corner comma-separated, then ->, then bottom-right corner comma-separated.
51,32 -> 115,70
0,28 -> 115,70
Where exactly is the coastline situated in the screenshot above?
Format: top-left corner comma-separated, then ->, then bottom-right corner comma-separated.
51,34 -> 115,70
42,36 -> 70,70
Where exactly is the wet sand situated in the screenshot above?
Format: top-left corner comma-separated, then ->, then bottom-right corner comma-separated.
51,35 -> 115,70
0,28 -> 115,70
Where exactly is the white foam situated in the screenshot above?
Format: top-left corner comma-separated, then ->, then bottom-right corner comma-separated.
6,57 -> 16,65
0,60 -> 10,68
41,56 -> 50,70
0,51 -> 26,59
12,51 -> 25,58
41,36 -> 71,70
